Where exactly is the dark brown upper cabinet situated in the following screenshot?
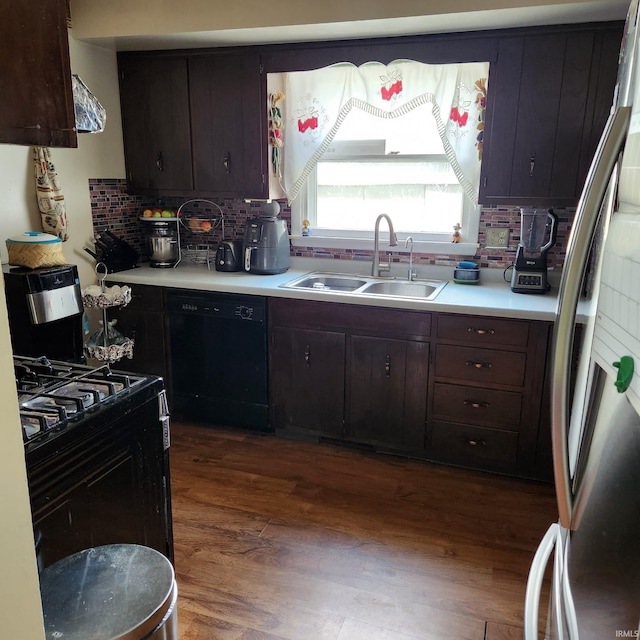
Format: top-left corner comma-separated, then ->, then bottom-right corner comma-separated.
189,53 -> 267,198
479,24 -> 622,207
118,51 -> 266,198
118,55 -> 193,193
0,0 -> 77,147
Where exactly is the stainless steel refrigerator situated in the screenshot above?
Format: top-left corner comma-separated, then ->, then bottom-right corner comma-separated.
524,1 -> 640,638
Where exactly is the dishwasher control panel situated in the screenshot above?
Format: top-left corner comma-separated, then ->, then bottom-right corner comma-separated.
166,290 -> 265,323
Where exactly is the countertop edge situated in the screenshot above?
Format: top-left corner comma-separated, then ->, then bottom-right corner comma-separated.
104,263 -> 565,322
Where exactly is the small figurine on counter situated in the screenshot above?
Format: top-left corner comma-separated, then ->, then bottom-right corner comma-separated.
452,223 -> 462,243
302,219 -> 311,236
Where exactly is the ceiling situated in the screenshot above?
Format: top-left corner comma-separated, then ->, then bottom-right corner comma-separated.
74,1 -> 630,51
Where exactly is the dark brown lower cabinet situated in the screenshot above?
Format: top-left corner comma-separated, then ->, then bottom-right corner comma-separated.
106,283 -> 169,383
271,326 -> 345,438
269,298 -> 431,455
269,298 -> 552,480
428,314 -> 552,480
347,335 -> 428,451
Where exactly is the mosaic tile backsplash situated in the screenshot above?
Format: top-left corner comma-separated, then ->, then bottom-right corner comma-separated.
89,178 -> 573,272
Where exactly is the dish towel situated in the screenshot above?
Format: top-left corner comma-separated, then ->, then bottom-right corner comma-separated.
34,147 -> 68,241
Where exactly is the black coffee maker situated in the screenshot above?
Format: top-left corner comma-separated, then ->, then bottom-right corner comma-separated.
511,208 -> 558,294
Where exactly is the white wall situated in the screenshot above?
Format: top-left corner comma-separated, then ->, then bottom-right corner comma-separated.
0,34 -> 125,639
0,288 -> 45,638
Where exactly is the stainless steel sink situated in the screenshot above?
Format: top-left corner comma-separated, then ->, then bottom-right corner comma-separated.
281,272 -> 447,300
284,274 -> 368,292
360,280 -> 446,299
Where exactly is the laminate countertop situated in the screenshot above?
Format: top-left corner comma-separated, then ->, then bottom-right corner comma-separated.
105,258 -> 573,322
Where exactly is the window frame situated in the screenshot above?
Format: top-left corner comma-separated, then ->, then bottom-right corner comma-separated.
290,155 -> 480,255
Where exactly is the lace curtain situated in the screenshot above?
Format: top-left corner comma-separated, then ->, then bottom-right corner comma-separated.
278,59 -> 489,204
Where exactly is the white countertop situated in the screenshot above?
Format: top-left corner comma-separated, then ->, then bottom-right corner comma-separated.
105,258 -> 563,321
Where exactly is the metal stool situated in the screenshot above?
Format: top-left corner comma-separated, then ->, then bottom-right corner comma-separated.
39,544 -> 178,640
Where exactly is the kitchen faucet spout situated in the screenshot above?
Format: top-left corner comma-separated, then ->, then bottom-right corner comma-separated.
372,214 -> 398,277
405,236 -> 416,281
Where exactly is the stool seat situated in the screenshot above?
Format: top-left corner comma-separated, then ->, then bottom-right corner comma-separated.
39,544 -> 177,640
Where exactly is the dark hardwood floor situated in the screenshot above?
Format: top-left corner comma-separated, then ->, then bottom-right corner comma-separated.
169,421 -> 557,640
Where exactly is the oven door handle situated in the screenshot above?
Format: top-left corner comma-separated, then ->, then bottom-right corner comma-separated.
158,390 -> 170,450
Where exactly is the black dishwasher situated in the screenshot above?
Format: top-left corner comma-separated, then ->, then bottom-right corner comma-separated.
166,289 -> 270,431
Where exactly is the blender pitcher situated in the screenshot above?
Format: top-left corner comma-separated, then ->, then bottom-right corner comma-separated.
519,208 -> 558,257
511,208 -> 558,293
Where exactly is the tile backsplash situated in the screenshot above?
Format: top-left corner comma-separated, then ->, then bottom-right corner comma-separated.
89,178 -> 572,272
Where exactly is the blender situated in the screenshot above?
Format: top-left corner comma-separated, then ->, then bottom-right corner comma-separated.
511,208 -> 558,294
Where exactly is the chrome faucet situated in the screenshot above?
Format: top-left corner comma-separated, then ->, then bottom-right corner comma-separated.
405,236 -> 416,281
372,214 -> 398,277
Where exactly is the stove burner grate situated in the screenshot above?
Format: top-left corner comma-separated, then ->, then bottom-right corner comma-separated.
14,355 -> 145,443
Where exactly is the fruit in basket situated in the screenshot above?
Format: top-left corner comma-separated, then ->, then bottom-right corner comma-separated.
152,209 -> 162,217
143,209 -> 153,217
161,210 -> 174,218
201,221 -> 212,232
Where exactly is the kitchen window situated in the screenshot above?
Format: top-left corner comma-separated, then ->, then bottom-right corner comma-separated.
268,59 -> 488,254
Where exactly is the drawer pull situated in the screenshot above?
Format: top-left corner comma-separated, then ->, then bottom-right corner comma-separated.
465,437 -> 487,447
304,345 -> 311,366
156,151 -> 164,172
385,354 -> 391,377
467,327 -> 495,336
464,400 -> 490,409
466,360 -> 493,370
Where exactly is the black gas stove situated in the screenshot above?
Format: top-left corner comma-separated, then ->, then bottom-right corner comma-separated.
15,354 -> 160,448
17,354 -> 174,570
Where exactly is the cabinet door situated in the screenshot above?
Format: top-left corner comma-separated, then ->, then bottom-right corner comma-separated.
0,0 -> 76,147
347,336 -> 428,451
119,55 -> 193,192
271,327 -> 345,437
480,26 -> 620,206
190,53 -> 267,197
112,285 -> 168,381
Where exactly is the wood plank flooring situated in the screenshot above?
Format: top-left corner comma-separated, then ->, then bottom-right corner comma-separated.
169,421 -> 557,640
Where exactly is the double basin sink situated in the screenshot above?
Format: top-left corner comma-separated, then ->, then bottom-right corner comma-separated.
281,272 -> 448,301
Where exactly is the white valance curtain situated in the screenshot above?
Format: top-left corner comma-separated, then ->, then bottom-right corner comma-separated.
279,59 -> 489,204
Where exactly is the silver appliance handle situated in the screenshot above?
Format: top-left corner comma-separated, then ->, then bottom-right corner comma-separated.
551,106 -> 630,528
525,523 -> 558,640
540,210 -> 558,253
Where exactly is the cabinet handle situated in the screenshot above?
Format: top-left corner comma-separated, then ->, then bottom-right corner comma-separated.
467,327 -> 495,336
385,354 -> 391,377
466,360 -> 493,370
464,400 -> 490,409
530,153 -> 536,177
465,437 -> 487,447
156,152 -> 164,172
223,152 -> 231,174
304,345 -> 310,366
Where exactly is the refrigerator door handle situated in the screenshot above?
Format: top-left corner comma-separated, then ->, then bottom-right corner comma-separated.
551,106 -> 631,528
525,523 -> 558,640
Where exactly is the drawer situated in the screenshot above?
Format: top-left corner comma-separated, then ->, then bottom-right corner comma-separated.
432,382 -> 523,428
269,298 -> 431,339
436,314 -> 529,347
430,421 -> 518,473
434,344 -> 526,386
